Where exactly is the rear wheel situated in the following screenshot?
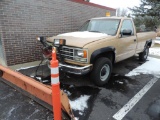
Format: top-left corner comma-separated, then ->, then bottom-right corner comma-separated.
90,57 -> 112,86
139,47 -> 149,61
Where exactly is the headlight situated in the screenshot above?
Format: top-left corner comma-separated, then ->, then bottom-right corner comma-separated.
74,49 -> 87,58
54,39 -> 66,46
76,50 -> 84,57
74,49 -> 88,63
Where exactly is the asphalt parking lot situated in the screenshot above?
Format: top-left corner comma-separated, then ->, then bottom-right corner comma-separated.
0,55 -> 160,120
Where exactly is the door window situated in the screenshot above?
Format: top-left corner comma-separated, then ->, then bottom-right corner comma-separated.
121,20 -> 134,35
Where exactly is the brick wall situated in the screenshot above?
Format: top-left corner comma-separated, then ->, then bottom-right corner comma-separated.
0,0 -> 116,66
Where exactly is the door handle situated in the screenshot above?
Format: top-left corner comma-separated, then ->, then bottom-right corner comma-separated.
134,39 -> 136,42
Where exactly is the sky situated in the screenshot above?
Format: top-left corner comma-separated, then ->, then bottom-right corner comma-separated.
90,0 -> 141,9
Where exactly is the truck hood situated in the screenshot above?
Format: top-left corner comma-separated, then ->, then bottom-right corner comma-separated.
47,31 -> 111,47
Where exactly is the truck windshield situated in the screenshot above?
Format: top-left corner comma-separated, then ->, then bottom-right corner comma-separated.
79,19 -> 120,35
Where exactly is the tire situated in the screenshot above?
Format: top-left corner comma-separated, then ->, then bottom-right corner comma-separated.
139,47 -> 149,61
90,57 -> 112,86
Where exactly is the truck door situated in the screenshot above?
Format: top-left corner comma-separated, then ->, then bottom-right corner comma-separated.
116,19 -> 137,62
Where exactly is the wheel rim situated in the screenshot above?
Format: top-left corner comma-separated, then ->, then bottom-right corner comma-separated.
100,64 -> 110,81
144,48 -> 149,59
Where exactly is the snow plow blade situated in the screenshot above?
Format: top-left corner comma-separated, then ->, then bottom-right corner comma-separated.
0,65 -> 74,120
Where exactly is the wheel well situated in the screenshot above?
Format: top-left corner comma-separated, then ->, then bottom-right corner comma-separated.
91,51 -> 115,64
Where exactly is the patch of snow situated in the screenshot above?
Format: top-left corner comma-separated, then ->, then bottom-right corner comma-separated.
149,47 -> 160,56
69,95 -> 90,112
7,107 -> 15,117
155,41 -> 160,44
155,37 -> 160,41
42,80 -> 50,83
116,81 -> 124,84
63,90 -> 72,96
66,91 -> 71,96
0,93 -> 14,100
126,57 -> 160,77
29,100 -> 35,106
79,112 -> 83,115
74,117 -> 79,120
69,85 -> 74,88
66,75 -> 71,78
16,66 -> 36,71
26,109 -> 40,119
58,31 -> 108,38
36,77 -> 41,80
30,76 -> 47,82
114,74 -> 119,76
7,105 -> 21,118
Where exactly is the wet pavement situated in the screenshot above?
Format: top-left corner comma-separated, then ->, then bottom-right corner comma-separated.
0,56 -> 160,120
124,79 -> 160,120
0,79 -> 53,120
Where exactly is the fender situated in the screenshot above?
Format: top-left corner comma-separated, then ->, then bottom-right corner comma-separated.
90,46 -> 116,63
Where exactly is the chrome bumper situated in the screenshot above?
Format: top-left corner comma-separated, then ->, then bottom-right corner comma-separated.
59,63 -> 92,75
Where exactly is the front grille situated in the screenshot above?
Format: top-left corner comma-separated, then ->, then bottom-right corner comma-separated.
55,46 -> 88,63
61,46 -> 74,60
56,46 -> 74,61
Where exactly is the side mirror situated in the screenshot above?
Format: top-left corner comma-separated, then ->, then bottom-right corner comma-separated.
121,29 -> 132,36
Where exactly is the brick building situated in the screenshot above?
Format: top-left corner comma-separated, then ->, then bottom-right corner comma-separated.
0,0 -> 116,66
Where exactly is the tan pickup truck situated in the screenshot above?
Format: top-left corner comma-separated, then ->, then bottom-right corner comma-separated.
40,17 -> 156,86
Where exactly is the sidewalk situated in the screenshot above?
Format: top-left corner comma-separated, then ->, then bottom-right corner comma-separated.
0,50 -> 6,66
0,42 -> 6,66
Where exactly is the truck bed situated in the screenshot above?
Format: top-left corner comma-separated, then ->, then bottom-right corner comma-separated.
136,31 -> 156,53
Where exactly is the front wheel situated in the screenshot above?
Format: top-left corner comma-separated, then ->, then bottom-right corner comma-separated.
139,47 -> 149,61
90,57 -> 112,86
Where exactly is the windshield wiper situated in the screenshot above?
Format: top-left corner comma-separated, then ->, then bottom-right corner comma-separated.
89,30 -> 108,35
89,30 -> 101,33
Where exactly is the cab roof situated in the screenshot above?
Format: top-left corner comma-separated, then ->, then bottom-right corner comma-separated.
91,16 -> 131,20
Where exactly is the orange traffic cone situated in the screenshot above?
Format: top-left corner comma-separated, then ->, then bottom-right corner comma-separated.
50,47 -> 61,120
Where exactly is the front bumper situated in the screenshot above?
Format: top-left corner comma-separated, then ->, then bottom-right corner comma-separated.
59,63 -> 92,75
